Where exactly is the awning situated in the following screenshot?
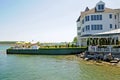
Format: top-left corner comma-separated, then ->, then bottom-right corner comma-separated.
81,29 -> 120,37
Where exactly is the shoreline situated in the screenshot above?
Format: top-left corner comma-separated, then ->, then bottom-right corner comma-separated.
76,55 -> 120,67
54,55 -> 120,67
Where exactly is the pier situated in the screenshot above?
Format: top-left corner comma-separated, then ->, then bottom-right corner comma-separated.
6,48 -> 87,55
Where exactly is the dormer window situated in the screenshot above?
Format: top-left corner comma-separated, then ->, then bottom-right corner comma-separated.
95,1 -> 105,12
98,4 -> 104,10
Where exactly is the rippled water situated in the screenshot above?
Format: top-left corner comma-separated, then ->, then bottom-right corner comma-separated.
0,45 -> 120,80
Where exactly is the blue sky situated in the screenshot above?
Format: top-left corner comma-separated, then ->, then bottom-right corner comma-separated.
0,0 -> 120,42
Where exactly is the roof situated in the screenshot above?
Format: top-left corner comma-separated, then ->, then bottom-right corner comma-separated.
80,8 -> 114,18
96,0 -> 105,5
81,29 -> 120,37
94,29 -> 120,36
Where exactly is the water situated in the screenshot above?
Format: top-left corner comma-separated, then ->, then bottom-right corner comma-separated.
0,45 -> 120,80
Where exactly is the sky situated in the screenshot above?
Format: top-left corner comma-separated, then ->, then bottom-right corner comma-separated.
0,0 -> 120,42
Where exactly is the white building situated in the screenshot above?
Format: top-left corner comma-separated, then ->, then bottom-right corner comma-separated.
77,1 -> 120,47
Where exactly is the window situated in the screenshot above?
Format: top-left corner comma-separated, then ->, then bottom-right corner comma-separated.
98,5 -> 104,10
77,27 -> 81,30
94,15 -> 97,20
94,25 -> 97,30
91,15 -> 94,21
88,16 -> 89,21
115,25 -> 117,29
101,5 -> 104,10
110,24 -> 112,29
97,15 -> 99,20
82,28 -> 84,32
91,25 -> 94,30
85,16 -> 89,21
82,19 -> 84,24
85,16 -> 87,21
109,14 -> 112,19
91,25 -> 96,30
91,15 -> 102,21
97,25 -> 99,30
115,15 -> 116,19
100,15 -> 102,20
86,25 -> 90,31
77,32 -> 81,35
100,25 -> 103,30
91,24 -> 103,30
98,5 -> 101,10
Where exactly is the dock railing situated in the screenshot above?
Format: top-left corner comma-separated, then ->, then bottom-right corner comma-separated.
88,45 -> 120,53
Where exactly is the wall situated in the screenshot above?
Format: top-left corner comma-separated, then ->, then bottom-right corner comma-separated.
7,48 -> 87,55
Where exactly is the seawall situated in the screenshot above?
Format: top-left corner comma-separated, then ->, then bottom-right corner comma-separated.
6,48 -> 87,55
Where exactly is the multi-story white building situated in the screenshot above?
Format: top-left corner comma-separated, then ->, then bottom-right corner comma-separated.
77,1 -> 120,47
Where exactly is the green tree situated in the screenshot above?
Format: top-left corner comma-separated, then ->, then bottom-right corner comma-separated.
73,36 -> 77,43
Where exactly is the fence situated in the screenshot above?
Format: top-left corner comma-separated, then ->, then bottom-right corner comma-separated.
88,46 -> 120,53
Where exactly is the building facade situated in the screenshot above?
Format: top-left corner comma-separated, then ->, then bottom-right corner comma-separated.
77,1 -> 120,47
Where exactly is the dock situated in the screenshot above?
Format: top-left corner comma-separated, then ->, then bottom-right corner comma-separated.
6,48 -> 87,55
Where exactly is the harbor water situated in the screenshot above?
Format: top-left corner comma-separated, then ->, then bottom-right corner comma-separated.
0,44 -> 120,80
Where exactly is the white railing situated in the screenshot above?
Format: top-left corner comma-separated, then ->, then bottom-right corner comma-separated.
88,46 -> 120,53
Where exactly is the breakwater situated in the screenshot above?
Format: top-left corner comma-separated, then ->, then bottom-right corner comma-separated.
6,48 -> 87,55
